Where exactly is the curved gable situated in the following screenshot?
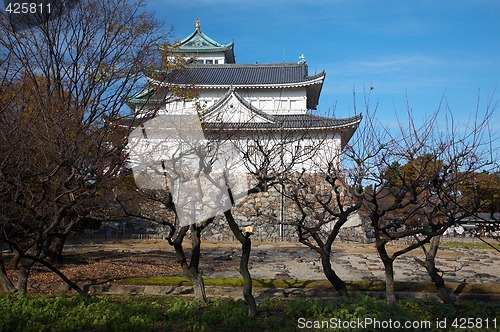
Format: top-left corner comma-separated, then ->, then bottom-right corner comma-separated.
202,89 -> 274,124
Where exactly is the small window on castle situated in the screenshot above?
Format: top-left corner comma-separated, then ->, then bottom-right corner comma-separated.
196,59 -> 204,64
206,59 -> 213,64
303,145 -> 313,154
247,144 -> 257,156
214,60 -> 219,64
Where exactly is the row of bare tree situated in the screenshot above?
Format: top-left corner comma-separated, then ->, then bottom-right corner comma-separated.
284,95 -> 499,306
113,86 -> 498,317
0,0 -> 498,319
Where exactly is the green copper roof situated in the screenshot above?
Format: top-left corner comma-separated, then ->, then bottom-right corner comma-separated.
172,20 -> 235,63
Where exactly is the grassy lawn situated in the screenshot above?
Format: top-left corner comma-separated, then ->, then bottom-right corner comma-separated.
1,293 -> 499,331
438,240 -> 498,250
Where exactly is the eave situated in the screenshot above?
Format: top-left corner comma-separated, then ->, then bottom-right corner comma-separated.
146,73 -> 325,90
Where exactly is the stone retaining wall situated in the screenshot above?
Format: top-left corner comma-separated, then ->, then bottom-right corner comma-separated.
202,189 -> 366,242
89,188 -> 367,242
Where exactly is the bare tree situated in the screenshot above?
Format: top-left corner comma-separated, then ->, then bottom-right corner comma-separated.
280,139 -> 367,297
205,115 -> 309,317
285,172 -> 359,297
362,94 -> 498,304
0,0 -> 164,293
215,111 -> 362,314
116,183 -> 213,303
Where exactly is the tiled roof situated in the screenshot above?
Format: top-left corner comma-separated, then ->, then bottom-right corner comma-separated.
124,89 -> 360,132
166,27 -> 236,63
119,112 -> 361,132
274,114 -> 362,129
203,113 -> 362,131
155,63 -> 324,86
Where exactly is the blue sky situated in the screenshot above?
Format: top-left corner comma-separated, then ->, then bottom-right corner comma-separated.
147,0 -> 499,135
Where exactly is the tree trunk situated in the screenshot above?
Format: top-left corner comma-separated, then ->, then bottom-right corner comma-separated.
224,210 -> 257,317
46,218 -> 79,263
382,258 -> 397,304
8,251 -> 22,270
171,225 -> 208,303
240,235 -> 257,317
417,257 -> 454,306
0,252 -> 16,293
376,238 -> 397,304
47,234 -> 68,264
191,271 -> 207,302
172,246 -> 207,303
10,242 -> 89,297
16,258 -> 34,292
188,225 -> 207,303
320,253 -> 349,297
416,236 -> 454,306
23,252 -> 89,298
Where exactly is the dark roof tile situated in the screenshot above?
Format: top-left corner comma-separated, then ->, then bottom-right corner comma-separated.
159,63 -> 323,86
204,114 -> 362,130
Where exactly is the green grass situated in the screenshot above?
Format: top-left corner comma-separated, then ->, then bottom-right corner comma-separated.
438,240 -> 498,250
0,293 -> 498,331
116,276 -> 327,288
116,276 -> 500,294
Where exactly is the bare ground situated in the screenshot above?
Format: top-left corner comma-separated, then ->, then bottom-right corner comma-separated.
2,238 -> 499,291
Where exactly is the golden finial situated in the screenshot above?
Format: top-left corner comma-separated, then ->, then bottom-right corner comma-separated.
195,19 -> 200,30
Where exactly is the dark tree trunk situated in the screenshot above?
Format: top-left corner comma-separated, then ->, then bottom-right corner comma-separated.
10,242 -> 89,297
8,251 -> 22,270
8,240 -> 36,270
290,175 -> 356,299
188,225 -> 207,303
172,239 -> 207,302
0,252 -> 16,293
170,223 -> 211,304
240,234 -> 257,317
320,253 -> 349,297
24,253 -> 89,298
382,257 -> 397,304
376,238 -> 397,304
224,210 -> 257,317
47,234 -> 68,264
16,258 -> 34,292
45,217 -> 80,264
416,236 -> 454,306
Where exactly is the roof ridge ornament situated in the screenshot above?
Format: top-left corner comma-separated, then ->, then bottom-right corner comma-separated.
298,54 -> 306,64
195,19 -> 200,30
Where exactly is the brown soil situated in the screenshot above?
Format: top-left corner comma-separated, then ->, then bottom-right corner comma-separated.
3,240 -> 240,288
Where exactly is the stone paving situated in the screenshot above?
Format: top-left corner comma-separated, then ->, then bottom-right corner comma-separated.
203,242 -> 500,285
49,240 -> 497,300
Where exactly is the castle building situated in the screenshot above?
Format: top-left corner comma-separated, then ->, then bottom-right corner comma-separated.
126,21 -> 363,237
128,20 -> 361,157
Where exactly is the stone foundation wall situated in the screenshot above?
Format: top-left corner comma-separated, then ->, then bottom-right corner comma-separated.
201,189 -> 367,242
93,187 -> 367,242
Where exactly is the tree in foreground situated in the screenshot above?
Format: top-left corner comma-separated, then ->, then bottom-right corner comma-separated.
201,129 -> 302,316
281,139 -> 369,297
361,96 -> 497,304
223,114 -> 359,315
0,0 -> 164,294
116,180 -> 214,303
